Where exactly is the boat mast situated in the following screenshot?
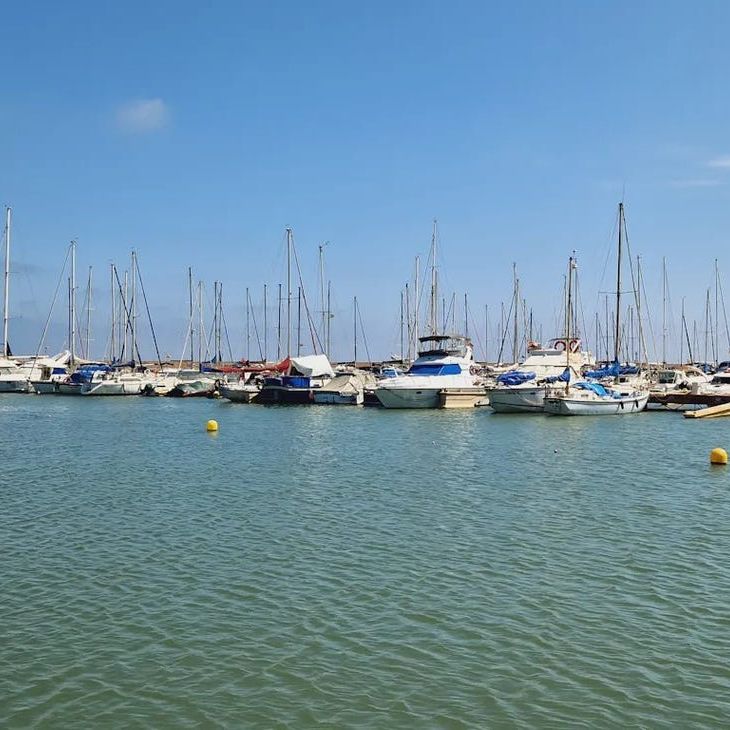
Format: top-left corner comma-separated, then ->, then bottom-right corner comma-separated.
565,256 -> 574,391
85,266 -> 92,359
318,243 -> 328,348
414,255 -> 420,351
286,228 -> 292,358
512,263 -> 519,363
405,283 -> 411,361
485,304 -> 489,362
2,207 -> 10,358
70,240 -> 77,366
714,259 -> 720,367
246,286 -> 250,361
614,203 -> 623,365
464,293 -> 469,336
399,290 -> 404,362
263,283 -> 268,363
110,264 -> 116,362
430,219 -> 437,334
218,283 -> 223,362
123,270 -> 129,361
277,283 -> 282,360
661,256 -> 667,364
130,250 -> 137,366
198,281 -> 203,369
188,266 -> 194,366
354,295 -> 358,364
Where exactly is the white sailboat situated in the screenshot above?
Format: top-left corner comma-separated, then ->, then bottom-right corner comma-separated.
545,225 -> 649,416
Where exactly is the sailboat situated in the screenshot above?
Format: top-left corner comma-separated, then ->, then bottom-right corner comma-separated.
544,210 -> 649,416
375,221 -> 483,409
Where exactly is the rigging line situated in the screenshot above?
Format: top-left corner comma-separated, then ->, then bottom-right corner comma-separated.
290,235 -> 322,354
247,289 -> 264,361
220,305 -> 234,363
496,294 -> 515,363
719,272 -> 730,355
135,258 -> 162,368
465,300 -> 485,360
112,266 -> 142,365
33,243 -> 72,361
356,300 -> 372,365
638,261 -> 658,363
621,221 -> 650,366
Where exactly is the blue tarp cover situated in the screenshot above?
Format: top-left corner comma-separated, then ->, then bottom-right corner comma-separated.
574,381 -> 621,398
545,368 -> 571,383
497,370 -> 536,386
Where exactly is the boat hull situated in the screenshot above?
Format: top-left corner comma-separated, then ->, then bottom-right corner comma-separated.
81,381 -> 143,396
219,385 -> 259,403
545,394 -> 649,416
31,381 -> 59,394
313,391 -> 363,405
0,379 -> 30,393
256,386 -> 313,405
375,387 -> 441,409
489,386 -> 546,413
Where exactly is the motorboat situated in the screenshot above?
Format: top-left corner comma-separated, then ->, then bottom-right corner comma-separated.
257,354 -> 334,404
545,380 -> 649,415
313,369 -> 376,405
374,334 -> 482,409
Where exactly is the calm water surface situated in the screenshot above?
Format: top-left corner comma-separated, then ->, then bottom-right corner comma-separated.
2,396 -> 730,728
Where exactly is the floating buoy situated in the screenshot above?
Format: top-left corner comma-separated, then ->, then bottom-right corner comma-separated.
710,447 -> 728,465
206,419 -> 219,433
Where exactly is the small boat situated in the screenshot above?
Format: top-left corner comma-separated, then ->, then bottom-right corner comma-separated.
256,354 -> 334,405
0,357 -> 30,392
545,381 -> 649,415
219,377 -> 261,403
312,369 -> 376,405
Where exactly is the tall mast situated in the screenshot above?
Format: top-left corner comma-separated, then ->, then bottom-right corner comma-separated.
485,304 -> 488,362
512,263 -> 519,363
661,256 -> 667,364
198,281 -> 203,369
565,256 -> 574,390
430,219 -> 437,334
188,267 -> 194,366
110,264 -> 116,362
218,283 -> 223,362
213,282 -> 218,363
246,286 -> 250,361
130,250 -> 137,365
2,207 -> 11,358
714,259 -> 720,365
405,283 -> 411,361
464,293 -> 469,336
263,283 -> 268,363
414,255 -> 420,351
705,288 -> 710,366
85,266 -> 92,359
614,203 -> 623,364
319,243 -> 327,347
70,240 -> 77,365
353,296 -> 358,364
286,228 -> 292,358
277,282 -> 282,361
400,290 -> 404,362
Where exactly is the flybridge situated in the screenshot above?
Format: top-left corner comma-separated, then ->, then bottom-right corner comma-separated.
417,334 -> 471,358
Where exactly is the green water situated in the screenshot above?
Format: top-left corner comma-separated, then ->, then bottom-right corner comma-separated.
3,396 -> 730,728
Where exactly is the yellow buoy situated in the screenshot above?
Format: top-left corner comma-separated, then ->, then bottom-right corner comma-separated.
206,419 -> 219,433
710,447 -> 728,465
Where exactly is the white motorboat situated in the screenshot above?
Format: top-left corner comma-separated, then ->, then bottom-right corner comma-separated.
81,368 -> 152,396
488,338 -> 593,413
0,357 -> 30,392
375,334 -> 482,409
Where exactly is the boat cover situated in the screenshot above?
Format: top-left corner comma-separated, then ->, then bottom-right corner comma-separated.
497,370 -> 536,386
545,367 -> 571,383
575,381 -> 615,398
290,354 -> 335,378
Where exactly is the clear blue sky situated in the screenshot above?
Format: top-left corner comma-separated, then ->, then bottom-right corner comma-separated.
3,0 -> 730,362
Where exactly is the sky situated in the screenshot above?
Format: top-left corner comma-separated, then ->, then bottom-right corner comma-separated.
2,0 -> 730,363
